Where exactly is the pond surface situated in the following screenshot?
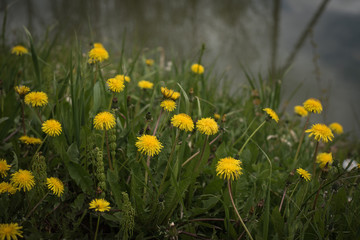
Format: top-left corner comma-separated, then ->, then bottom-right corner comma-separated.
2,0 -> 360,136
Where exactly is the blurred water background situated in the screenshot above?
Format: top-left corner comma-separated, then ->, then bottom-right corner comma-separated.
1,0 -> 360,137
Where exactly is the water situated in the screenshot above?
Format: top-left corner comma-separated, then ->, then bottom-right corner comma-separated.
2,0 -> 360,136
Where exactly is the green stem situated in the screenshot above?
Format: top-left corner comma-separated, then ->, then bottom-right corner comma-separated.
238,120 -> 266,156
94,215 -> 100,240
32,135 -> 48,162
25,191 -> 49,219
232,117 -> 256,147
20,100 -> 26,135
293,115 -> 310,168
312,141 -> 319,176
228,180 -> 254,240
284,180 -> 300,217
194,135 -> 209,172
105,129 -> 113,171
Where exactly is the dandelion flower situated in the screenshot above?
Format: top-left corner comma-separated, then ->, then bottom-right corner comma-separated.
0,182 -> 17,195
24,91 -> 48,107
216,157 -> 243,181
135,135 -> 163,157
214,113 -> 221,120
171,113 -> 194,132
196,117 -> 219,135
303,98 -> 322,114
191,63 -> 204,74
93,43 -> 104,48
316,152 -> 333,169
42,119 -> 62,137
0,159 -> 11,178
263,108 -> 279,123
160,99 -> 176,112
88,47 -> 109,64
294,105 -> 308,117
46,177 -> 64,197
115,74 -> 131,83
89,198 -> 111,212
19,136 -> 42,145
146,59 -> 154,66
138,80 -> 154,89
107,77 -> 125,93
11,45 -> 28,56
10,169 -> 35,192
329,122 -> 343,135
14,85 -> 30,96
306,123 -> 333,143
0,223 -> 23,240
93,112 -> 116,130
296,168 -> 311,181
160,87 -> 180,100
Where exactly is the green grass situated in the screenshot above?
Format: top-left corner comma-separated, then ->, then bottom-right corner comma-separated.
0,29 -> 359,240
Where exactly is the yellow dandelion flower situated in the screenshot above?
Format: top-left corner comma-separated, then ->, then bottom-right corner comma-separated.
93,112 -> 116,130
93,43 -> 104,48
19,135 -> 42,145
115,74 -> 131,83
11,45 -> 28,56
135,135 -> 163,157
214,113 -> 221,120
24,91 -> 48,107
316,152 -> 333,169
14,85 -> 30,96
196,117 -> 219,135
329,122 -> 343,135
160,87 -> 180,100
296,168 -> 311,181
303,98 -> 322,114
171,113 -> 194,132
10,169 -> 35,192
42,119 -> 62,137
0,223 -> 23,240
146,59 -> 154,66
263,108 -> 279,123
46,177 -> 64,197
107,78 -> 125,93
0,182 -> 17,195
138,80 -> 154,89
294,105 -> 308,117
0,159 -> 11,178
160,100 -> 176,112
216,157 -> 243,181
191,63 -> 204,74
88,47 -> 109,64
306,123 -> 334,143
89,198 -> 111,212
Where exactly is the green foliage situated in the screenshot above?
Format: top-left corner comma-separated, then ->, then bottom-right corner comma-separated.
0,28 -> 359,240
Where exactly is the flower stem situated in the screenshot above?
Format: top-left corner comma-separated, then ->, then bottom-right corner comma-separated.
292,115 -> 310,168
94,215 -> 100,240
312,141 -> 319,175
194,135 -> 209,172
20,100 -> 26,135
153,108 -> 163,136
105,129 -> 113,171
25,191 -> 49,219
227,180 -> 254,240
279,186 -> 287,212
238,120 -> 266,156
36,108 -> 43,123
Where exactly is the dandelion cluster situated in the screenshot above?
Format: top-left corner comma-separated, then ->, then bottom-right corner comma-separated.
0,182 -> 17,195
10,169 -> 35,192
138,80 -> 154,89
216,157 -> 243,181
116,74 -> 131,83
160,99 -> 176,112
303,98 -> 322,114
196,117 -> 219,135
306,124 -> 333,143
160,87 -> 180,100
191,63 -> 204,74
0,223 -> 23,240
89,198 -> 111,212
19,136 -> 42,145
15,85 -> 30,96
263,108 -> 279,123
316,152 -> 333,169
24,91 -> 48,107
42,119 -> 62,137
46,177 -> 64,197
93,112 -> 116,130
294,105 -> 308,117
88,44 -> 109,63
0,159 -> 11,178
329,122 -> 343,135
171,113 -> 194,132
296,168 -> 311,181
135,135 -> 163,157
11,45 -> 28,56
107,77 -> 125,93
